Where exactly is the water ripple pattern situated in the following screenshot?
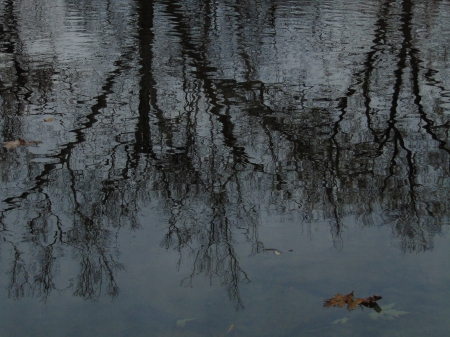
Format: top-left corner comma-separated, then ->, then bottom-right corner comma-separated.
0,1 -> 449,336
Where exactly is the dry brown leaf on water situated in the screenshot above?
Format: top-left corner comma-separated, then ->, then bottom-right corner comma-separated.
44,118 -> 55,122
323,291 -> 354,309
359,295 -> 382,305
3,139 -> 41,150
3,140 -> 22,150
347,298 -> 364,310
324,291 -> 381,311
358,295 -> 383,311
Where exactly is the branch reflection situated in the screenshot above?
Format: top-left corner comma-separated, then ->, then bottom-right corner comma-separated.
0,0 -> 449,307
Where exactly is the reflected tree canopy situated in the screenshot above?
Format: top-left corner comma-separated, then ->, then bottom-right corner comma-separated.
0,0 -> 449,308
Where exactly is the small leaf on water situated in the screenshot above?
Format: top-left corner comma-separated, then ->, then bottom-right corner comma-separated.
3,139 -> 41,150
226,323 -> 234,334
274,250 -> 282,255
3,140 -> 22,150
44,118 -> 55,122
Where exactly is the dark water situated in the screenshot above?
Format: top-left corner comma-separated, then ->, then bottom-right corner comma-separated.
1,0 -> 450,336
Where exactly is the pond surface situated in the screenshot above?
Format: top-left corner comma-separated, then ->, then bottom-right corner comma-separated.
1,0 -> 450,336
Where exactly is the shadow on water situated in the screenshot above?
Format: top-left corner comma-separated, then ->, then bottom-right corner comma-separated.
0,0 -> 450,335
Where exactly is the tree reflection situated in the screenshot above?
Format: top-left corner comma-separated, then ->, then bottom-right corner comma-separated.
7,243 -> 30,300
0,0 -> 449,307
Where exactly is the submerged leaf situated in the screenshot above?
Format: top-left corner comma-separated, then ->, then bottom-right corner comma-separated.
331,317 -> 349,324
226,323 -> 234,334
369,303 -> 409,320
379,303 -> 395,310
176,317 -> 198,327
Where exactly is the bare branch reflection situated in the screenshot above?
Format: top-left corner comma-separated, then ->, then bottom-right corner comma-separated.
0,0 -> 449,307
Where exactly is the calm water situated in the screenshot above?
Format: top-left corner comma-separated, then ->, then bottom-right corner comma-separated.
1,0 -> 450,336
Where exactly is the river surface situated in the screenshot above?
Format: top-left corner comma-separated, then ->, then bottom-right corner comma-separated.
1,0 -> 450,336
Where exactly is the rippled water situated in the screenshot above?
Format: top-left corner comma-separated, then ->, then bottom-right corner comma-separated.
1,0 -> 450,336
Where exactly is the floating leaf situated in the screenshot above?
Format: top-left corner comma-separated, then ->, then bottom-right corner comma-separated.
3,139 -> 41,150
44,118 -> 55,122
274,250 -> 282,255
324,291 -> 355,309
3,140 -> 22,150
347,297 -> 364,311
324,291 -> 382,311
176,317 -> 198,327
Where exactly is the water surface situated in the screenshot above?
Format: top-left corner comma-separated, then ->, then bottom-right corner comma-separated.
1,0 -> 450,336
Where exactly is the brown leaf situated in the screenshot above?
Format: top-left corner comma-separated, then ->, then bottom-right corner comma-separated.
3,139 -> 41,150
44,118 -> 55,122
3,140 -> 22,150
360,295 -> 382,304
323,291 -> 354,308
347,298 -> 364,310
324,292 -> 382,311
359,295 -> 382,309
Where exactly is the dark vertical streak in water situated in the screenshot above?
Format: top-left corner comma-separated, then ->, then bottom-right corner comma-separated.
403,2 -> 450,156
362,0 -> 394,143
0,0 -> 30,140
326,96 -> 350,246
1,0 -> 26,83
369,0 -> 421,213
162,1 -> 250,167
134,0 -> 169,158
231,3 -> 253,81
